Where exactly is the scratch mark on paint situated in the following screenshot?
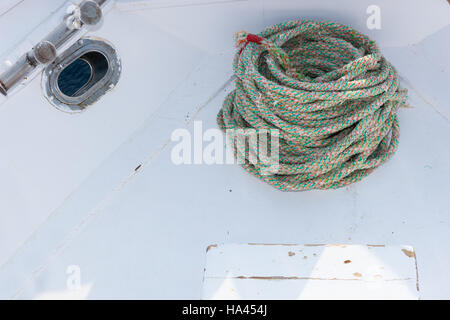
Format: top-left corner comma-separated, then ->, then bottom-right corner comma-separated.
226,276 -> 413,281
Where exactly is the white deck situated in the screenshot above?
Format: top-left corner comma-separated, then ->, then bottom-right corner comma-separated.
0,0 -> 449,299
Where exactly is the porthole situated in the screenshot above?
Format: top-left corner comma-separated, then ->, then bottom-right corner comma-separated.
42,37 -> 121,112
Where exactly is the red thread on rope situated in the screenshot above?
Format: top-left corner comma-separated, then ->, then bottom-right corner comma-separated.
239,33 -> 264,54
246,34 -> 263,44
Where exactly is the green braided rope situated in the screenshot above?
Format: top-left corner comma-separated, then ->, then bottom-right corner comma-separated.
217,20 -> 407,191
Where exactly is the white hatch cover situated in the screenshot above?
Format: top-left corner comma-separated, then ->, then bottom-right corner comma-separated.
203,244 -> 419,300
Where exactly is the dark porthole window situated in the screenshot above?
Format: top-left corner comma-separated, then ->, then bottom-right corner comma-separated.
42,38 -> 121,112
57,52 -> 109,97
57,58 -> 92,97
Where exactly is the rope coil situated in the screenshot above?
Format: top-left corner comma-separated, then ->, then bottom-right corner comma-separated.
217,20 -> 407,191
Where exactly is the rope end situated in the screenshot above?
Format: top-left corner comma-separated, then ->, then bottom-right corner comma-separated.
234,31 -> 249,47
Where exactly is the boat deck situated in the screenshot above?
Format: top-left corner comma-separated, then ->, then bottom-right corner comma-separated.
0,0 -> 449,299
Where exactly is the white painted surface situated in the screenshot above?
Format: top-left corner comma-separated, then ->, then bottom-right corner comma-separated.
0,0 -> 67,60
0,0 -> 448,299
0,0 -> 24,16
116,0 -> 450,52
0,3 -> 205,267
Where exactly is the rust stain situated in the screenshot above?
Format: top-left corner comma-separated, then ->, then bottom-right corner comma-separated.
303,255 -> 307,259
304,244 -> 325,247
288,251 -> 295,257
206,244 -> 218,252
344,260 -> 352,264
353,272 -> 362,277
367,244 -> 385,247
401,248 -> 416,258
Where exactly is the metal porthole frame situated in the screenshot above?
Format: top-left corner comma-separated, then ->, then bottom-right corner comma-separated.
42,37 -> 121,113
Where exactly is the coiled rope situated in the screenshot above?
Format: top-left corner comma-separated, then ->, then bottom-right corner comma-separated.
217,20 -> 407,191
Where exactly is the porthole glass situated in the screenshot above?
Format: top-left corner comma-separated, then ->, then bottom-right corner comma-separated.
57,58 -> 93,97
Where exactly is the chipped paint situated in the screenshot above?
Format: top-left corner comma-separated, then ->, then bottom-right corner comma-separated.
206,244 -> 218,252
402,248 -> 416,258
344,260 -> 352,264
288,251 -> 295,257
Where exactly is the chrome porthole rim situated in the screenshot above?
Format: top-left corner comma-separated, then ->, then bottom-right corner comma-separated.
42,37 -> 121,113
